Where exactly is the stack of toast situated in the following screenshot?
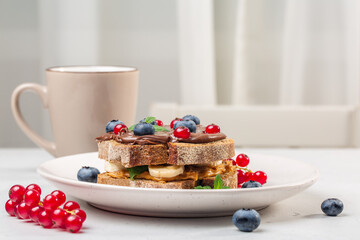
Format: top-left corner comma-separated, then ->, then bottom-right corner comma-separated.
96,117 -> 237,189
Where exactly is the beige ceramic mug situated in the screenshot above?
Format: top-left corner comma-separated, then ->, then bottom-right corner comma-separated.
11,66 -> 138,157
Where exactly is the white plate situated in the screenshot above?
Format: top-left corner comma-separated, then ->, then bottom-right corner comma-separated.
37,152 -> 319,217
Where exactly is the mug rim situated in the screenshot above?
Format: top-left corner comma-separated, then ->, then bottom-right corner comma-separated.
46,65 -> 138,73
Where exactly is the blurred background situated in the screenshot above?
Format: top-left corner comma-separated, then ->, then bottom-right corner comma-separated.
1,0 -> 359,148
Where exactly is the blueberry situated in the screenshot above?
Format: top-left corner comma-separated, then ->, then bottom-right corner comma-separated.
133,122 -> 155,136
232,209 -> 261,232
106,120 -> 125,133
321,198 -> 344,216
173,120 -> 196,133
77,166 -> 100,183
140,118 -> 157,125
183,115 -> 200,125
242,180 -> 262,188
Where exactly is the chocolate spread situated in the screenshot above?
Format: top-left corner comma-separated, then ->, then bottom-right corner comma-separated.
96,125 -> 226,145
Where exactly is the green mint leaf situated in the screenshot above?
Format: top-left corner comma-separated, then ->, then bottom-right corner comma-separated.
145,116 -> 156,124
214,174 -> 223,189
127,166 -> 148,180
222,186 -> 230,189
128,124 -> 135,131
194,185 -> 212,189
153,125 -> 170,132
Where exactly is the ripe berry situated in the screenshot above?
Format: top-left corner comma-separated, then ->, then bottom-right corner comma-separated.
63,201 -> 80,211
77,166 -> 100,183
170,118 -> 183,129
17,202 -> 31,219
24,190 -> 40,207
106,120 -> 125,133
182,115 -> 200,125
236,154 -> 250,167
173,120 -> 196,132
38,210 -> 54,228
251,171 -> 267,185
9,185 -> 25,203
205,124 -> 220,134
29,206 -> 43,223
242,180 -> 262,188
232,209 -> 261,232
5,199 -> 17,216
113,124 -> 128,135
321,198 -> 344,216
25,184 -> 42,195
14,205 -> 21,219
133,122 -> 155,136
155,120 -> 163,126
174,126 -> 191,139
52,208 -> 70,228
237,170 -> 252,184
43,194 -> 60,211
65,215 -> 83,233
51,190 -> 66,205
230,159 -> 236,166
237,184 -> 242,188
73,209 -> 87,222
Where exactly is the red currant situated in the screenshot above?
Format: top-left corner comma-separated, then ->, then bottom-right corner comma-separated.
236,154 -> 250,167
63,201 -> 80,211
43,194 -> 60,211
113,124 -> 128,135
251,171 -> 267,185
17,202 -> 31,219
25,184 -> 42,195
229,159 -> 236,166
73,209 -> 87,222
170,118 -> 183,129
24,190 -> 40,207
14,205 -> 21,219
9,185 -> 25,203
155,120 -> 163,126
5,199 -> 17,216
38,210 -> 53,228
237,184 -> 243,188
29,206 -> 43,223
52,208 -> 70,228
205,124 -> 220,134
65,215 -> 83,233
237,170 -> 252,184
174,126 -> 191,139
51,190 -> 66,205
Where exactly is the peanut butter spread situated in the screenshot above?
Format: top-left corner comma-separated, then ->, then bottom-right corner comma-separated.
106,161 -> 236,182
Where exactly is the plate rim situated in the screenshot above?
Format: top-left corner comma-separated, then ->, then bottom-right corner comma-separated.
37,152 -> 320,193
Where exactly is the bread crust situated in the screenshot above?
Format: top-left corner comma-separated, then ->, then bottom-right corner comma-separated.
98,138 -> 235,168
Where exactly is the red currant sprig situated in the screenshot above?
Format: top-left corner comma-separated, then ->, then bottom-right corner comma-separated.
5,184 -> 86,233
231,154 -> 268,188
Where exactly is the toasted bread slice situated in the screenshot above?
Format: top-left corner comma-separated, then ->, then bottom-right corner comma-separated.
97,170 -> 237,189
168,138 -> 235,165
98,138 -> 235,168
98,140 -> 169,168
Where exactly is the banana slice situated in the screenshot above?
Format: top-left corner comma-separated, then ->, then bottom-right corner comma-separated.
104,161 -> 126,172
148,165 -> 185,178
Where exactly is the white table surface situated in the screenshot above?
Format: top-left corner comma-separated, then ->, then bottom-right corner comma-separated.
0,148 -> 359,240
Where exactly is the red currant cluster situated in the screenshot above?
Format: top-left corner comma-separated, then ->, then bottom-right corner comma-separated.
231,154 -> 268,188
5,184 -> 86,233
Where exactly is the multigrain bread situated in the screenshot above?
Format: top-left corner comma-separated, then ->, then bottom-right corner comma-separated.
97,170 -> 237,189
97,138 -> 235,168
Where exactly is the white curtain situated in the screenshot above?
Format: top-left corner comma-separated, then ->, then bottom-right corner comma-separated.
178,0 -> 360,106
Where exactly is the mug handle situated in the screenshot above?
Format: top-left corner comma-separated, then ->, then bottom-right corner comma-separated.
11,83 -> 56,156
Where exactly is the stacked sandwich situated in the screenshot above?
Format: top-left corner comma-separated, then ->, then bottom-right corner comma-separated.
95,115 -> 237,189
